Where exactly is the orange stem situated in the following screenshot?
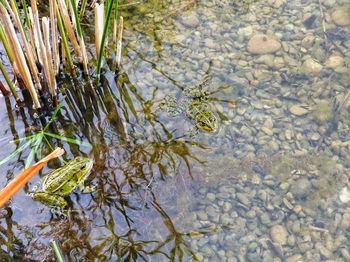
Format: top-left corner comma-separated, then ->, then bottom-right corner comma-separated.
0,148 -> 64,208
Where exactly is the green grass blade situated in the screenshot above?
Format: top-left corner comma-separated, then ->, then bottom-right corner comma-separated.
0,59 -> 19,101
10,134 -> 36,144
43,99 -> 64,131
0,25 -> 13,63
57,12 -> 74,73
69,0 -> 82,37
25,134 -> 43,168
51,240 -> 65,262
44,132 -> 92,147
79,0 -> 87,18
0,138 -> 33,166
21,0 -> 30,29
96,0 -> 116,82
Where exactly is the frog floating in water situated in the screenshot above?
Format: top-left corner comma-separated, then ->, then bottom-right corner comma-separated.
162,83 -> 219,133
32,157 -> 93,208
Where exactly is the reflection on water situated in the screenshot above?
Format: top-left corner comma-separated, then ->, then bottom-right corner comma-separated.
1,0 -> 350,261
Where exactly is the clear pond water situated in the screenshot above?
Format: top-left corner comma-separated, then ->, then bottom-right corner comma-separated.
1,0 -> 350,261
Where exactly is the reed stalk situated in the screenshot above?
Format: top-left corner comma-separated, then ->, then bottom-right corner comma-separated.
0,61 -> 20,102
42,17 -> 57,97
69,0 -> 89,74
49,0 -> 60,74
0,4 -> 40,108
8,0 -> 42,90
95,3 -> 104,58
57,11 -> 75,74
79,0 -> 88,18
56,0 -> 82,62
0,25 -> 13,63
116,16 -> 123,69
30,1 -> 57,97
0,80 -> 10,97
21,0 -> 31,28
96,0 -> 115,82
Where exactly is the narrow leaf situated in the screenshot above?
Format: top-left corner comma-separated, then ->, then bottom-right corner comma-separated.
44,132 -> 92,147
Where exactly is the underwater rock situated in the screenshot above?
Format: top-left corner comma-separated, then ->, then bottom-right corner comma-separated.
339,187 -> 350,203
331,7 -> 350,26
289,105 -> 309,116
312,100 -> 333,123
301,34 -> 315,49
325,55 -> 345,69
301,58 -> 323,75
290,178 -> 311,200
247,34 -> 281,54
181,11 -> 200,27
270,225 -> 288,245
303,14 -> 317,29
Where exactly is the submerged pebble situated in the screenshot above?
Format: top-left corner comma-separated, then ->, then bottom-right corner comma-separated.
247,34 -> 282,54
270,225 -> 288,245
331,7 -> 350,26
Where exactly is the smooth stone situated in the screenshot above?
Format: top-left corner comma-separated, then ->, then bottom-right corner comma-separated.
312,100 -> 332,123
331,7 -> 350,26
285,130 -> 292,140
261,126 -> 273,136
289,105 -> 309,116
260,213 -> 271,225
207,193 -> 216,201
220,213 -> 234,225
247,34 -> 281,55
301,34 -> 315,49
290,178 -> 311,199
325,55 -> 345,69
285,254 -> 303,262
301,58 -> 323,75
238,25 -> 253,37
181,12 -> 200,27
270,225 -> 288,245
315,243 -> 332,258
263,118 -> 274,129
197,210 -> 208,220
339,187 -> 350,203
310,132 -> 321,141
223,203 -> 232,212
236,193 -> 250,206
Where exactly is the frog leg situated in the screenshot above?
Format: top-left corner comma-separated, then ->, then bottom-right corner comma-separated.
78,183 -> 96,193
32,192 -> 67,208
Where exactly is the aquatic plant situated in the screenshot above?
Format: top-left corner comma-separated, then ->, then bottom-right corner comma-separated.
0,101 -> 91,168
0,0 -> 123,110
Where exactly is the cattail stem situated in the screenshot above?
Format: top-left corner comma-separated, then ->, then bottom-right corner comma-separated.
95,3 -> 104,58
0,25 -> 13,63
0,80 -> 10,97
56,0 -> 82,61
116,16 -> 123,69
0,4 -> 40,108
0,60 -> 20,102
96,0 -> 115,82
57,12 -> 75,74
69,0 -> 89,75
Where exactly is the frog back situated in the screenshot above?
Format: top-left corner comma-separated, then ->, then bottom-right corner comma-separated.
42,161 -> 85,195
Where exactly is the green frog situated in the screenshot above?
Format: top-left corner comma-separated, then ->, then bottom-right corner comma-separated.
32,157 -> 93,208
162,85 -> 219,133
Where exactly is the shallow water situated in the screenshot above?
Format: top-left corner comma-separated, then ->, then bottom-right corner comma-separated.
1,0 -> 350,261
